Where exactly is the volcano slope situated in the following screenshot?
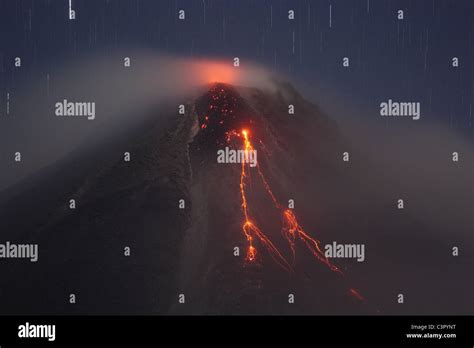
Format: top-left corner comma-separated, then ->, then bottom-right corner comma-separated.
0,82 -> 470,315
0,100 -> 194,314
172,82 -> 372,315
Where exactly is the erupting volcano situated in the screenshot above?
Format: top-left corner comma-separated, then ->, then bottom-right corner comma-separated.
0,80 -> 373,315
189,83 -> 365,307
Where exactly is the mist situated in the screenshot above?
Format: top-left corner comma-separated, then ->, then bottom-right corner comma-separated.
0,50 -> 274,190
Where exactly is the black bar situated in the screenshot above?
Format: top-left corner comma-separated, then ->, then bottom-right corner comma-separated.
0,316 -> 472,345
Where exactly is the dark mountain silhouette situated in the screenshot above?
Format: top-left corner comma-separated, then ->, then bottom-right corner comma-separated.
0,82 -> 470,315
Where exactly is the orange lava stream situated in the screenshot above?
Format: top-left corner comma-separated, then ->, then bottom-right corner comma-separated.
239,130 -> 293,273
232,128 -> 363,302
254,155 -> 342,274
234,130 -> 336,273
280,209 -> 342,274
349,288 -> 365,301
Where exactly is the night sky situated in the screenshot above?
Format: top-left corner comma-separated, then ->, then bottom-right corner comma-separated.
0,0 -> 473,138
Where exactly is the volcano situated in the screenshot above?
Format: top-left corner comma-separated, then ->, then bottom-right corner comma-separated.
0,81 -> 469,316
179,82 -> 368,314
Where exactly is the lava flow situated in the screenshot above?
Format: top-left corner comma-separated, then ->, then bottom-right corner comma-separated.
232,128 -> 341,274
239,129 -> 293,273
196,83 -> 365,302
232,128 -> 364,301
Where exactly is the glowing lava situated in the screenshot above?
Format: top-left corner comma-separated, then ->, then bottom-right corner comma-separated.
234,129 -> 341,275
239,129 -> 293,273
349,288 -> 365,301
232,128 -> 363,302
198,84 -> 366,303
